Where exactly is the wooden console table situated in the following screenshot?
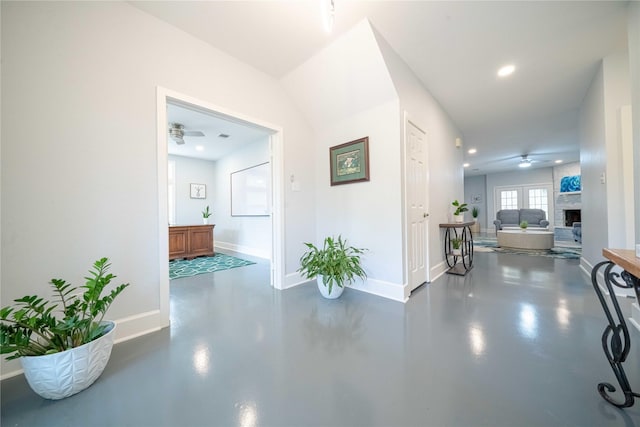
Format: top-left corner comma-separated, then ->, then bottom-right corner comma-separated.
439,221 -> 474,276
169,225 -> 215,260
591,248 -> 640,408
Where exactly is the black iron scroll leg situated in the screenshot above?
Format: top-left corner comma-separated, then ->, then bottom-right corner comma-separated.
591,261 -> 640,408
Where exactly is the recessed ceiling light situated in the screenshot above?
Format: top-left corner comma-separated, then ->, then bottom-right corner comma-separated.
468,148 -> 477,154
497,64 -> 515,77
518,162 -> 531,168
463,163 -> 470,168
195,145 -> 204,152
555,160 -> 563,164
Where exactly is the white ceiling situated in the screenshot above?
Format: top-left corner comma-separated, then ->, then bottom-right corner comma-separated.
167,102 -> 271,161
135,1 -> 630,174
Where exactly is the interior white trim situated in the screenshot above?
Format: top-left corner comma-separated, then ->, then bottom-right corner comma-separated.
156,88 -> 286,324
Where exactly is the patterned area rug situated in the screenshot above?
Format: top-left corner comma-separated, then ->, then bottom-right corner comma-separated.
473,236 -> 581,259
169,253 -> 255,280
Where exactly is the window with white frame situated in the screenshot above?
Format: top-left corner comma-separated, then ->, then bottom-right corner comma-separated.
500,190 -> 519,210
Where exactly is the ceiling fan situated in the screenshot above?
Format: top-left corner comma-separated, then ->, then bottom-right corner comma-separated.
168,123 -> 205,145
518,154 -> 534,168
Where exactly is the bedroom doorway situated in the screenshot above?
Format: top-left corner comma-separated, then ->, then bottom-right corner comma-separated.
156,87 -> 285,328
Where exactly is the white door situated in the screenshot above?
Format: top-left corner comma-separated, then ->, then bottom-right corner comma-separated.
406,119 -> 429,291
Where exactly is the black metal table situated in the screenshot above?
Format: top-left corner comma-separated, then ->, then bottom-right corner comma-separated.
439,221 -> 474,276
591,248 -> 640,408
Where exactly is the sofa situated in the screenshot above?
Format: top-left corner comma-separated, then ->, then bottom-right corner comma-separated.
493,209 -> 550,233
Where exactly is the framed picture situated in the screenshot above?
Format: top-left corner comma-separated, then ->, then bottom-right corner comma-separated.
330,137 -> 370,186
190,183 -> 206,199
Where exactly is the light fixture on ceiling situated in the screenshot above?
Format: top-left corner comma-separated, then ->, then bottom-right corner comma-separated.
195,145 -> 204,152
468,148 -> 477,154
322,0 -> 335,33
519,155 -> 532,168
555,159 -> 563,164
497,64 -> 515,78
463,163 -> 470,168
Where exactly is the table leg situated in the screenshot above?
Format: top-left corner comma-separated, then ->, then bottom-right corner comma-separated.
591,261 -> 640,408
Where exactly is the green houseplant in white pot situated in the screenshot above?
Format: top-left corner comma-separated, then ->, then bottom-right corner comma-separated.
0,257 -> 129,400
202,205 -> 212,224
471,206 -> 480,233
451,237 -> 463,256
298,236 -> 367,299
452,200 -> 468,223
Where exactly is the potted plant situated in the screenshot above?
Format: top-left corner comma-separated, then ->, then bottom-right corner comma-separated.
298,236 -> 367,299
451,237 -> 463,256
202,205 -> 212,224
520,220 -> 528,231
471,206 -> 480,233
452,200 -> 468,223
0,258 -> 129,400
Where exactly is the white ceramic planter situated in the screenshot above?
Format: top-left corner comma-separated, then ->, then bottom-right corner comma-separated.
454,214 -> 464,223
317,275 -> 344,299
20,321 -> 116,400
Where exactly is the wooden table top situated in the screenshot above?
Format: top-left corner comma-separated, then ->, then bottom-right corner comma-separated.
603,248 -> 640,279
439,221 -> 475,228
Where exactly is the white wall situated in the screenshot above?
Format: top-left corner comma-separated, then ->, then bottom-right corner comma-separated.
464,176 -> 487,231
1,2 -> 315,376
485,168 -> 554,230
629,2 -> 640,243
578,50 -> 633,273
372,25 -> 464,283
168,155 -> 216,225
579,64 -> 607,268
282,20 -> 406,301
602,51 -> 631,249
213,139 -> 271,259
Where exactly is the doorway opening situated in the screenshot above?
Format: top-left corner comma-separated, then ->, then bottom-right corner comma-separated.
156,87 -> 285,328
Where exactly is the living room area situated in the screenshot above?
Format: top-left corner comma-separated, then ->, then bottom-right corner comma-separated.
465,160 -> 583,259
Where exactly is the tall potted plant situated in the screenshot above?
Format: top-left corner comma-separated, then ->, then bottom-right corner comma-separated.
298,236 -> 367,299
452,200 -> 468,223
0,258 -> 129,400
471,206 -> 480,233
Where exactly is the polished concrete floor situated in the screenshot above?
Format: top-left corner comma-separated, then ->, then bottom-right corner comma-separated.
2,250 -> 639,426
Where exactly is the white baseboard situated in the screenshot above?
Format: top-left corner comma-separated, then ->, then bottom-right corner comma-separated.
348,278 -> 408,303
0,310 -> 165,381
430,260 -> 448,284
284,272 -> 407,303
283,271 -> 308,289
215,241 -> 270,260
630,303 -> 640,333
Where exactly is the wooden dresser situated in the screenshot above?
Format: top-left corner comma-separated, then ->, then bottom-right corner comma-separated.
169,225 -> 214,260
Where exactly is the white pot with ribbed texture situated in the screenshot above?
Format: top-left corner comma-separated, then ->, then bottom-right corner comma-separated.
20,321 -> 116,400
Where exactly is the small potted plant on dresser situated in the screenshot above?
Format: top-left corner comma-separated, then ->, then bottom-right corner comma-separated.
452,200 -> 468,223
0,258 -> 129,400
298,236 -> 367,299
202,205 -> 212,224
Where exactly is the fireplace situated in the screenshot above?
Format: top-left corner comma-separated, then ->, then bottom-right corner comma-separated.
564,209 -> 581,227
